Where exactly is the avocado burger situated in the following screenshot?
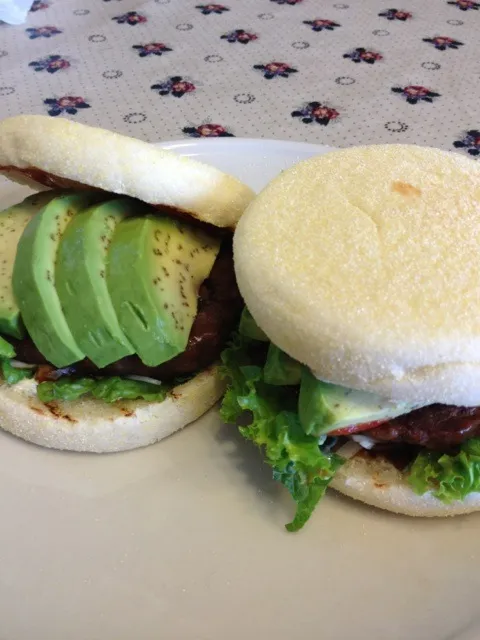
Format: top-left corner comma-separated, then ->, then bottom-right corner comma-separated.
221,144 -> 480,531
0,115 -> 254,452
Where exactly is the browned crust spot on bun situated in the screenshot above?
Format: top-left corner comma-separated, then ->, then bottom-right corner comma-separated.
119,407 -> 135,418
391,180 -> 422,197
29,404 -> 46,416
45,402 -> 77,423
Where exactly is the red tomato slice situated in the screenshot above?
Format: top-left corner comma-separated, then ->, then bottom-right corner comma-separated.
329,419 -> 389,436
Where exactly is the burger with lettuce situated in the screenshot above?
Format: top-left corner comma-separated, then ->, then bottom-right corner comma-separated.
221,144 -> 480,531
0,115 -> 254,452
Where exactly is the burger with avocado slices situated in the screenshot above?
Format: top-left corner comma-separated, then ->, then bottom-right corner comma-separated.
221,144 -> 480,531
0,115 -> 254,452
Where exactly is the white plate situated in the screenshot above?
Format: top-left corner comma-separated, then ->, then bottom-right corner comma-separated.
0,139 -> 479,640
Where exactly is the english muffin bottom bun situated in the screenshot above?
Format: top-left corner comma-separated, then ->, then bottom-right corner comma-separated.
0,115 -> 255,452
220,144 -> 480,531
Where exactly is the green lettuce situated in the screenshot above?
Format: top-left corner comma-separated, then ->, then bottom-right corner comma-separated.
0,336 -> 15,359
91,377 -> 169,403
0,330 -> 176,405
238,307 -> 269,342
408,438 -> 480,502
222,325 -> 480,528
37,376 -> 169,404
0,337 -> 34,385
220,333 -> 344,531
0,338 -> 170,404
1,359 -> 34,385
263,343 -> 302,386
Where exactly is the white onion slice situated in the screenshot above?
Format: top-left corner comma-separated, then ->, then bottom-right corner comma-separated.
10,360 -> 36,369
351,434 -> 377,450
126,375 -> 163,386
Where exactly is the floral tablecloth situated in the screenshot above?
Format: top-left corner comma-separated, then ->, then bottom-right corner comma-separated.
0,0 -> 478,156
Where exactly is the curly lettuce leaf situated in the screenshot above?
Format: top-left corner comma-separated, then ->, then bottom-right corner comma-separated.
263,343 -> 302,386
238,307 -> 269,342
90,377 -> 168,403
220,334 -> 344,531
0,336 -> 15,359
1,359 -> 34,385
37,376 -> 168,404
37,377 -> 96,403
0,338 -> 32,385
408,438 -> 480,502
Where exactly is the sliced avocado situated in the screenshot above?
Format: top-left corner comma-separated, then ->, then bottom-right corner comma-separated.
107,215 -> 221,367
298,368 -> 415,436
56,198 -> 142,367
239,307 -> 269,341
12,192 -> 103,368
263,344 -> 302,386
0,192 -> 57,338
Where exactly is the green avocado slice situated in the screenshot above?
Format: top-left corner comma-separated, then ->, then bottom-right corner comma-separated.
107,215 -> 221,367
0,192 -> 57,338
12,192 -> 103,368
56,198 -> 143,367
298,368 -> 417,436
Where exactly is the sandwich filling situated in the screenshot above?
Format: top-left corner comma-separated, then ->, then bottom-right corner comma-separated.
0,191 -> 241,405
220,309 -> 480,531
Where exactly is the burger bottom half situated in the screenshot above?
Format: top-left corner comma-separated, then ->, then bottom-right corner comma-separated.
0,115 -> 254,452
222,144 -> 480,531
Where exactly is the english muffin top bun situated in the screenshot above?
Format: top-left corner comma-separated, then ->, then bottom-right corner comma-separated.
0,115 -> 253,228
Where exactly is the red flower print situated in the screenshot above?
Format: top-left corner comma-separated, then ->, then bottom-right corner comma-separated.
183,124 -> 234,137
423,36 -> 463,50
391,85 -> 441,104
44,96 -> 91,116
30,0 -> 49,11
292,102 -> 339,125
303,19 -> 341,31
196,4 -> 230,14
378,8 -> 412,20
447,0 -> 479,9
343,47 -> 383,63
29,55 -> 70,74
253,62 -> 298,79
151,76 -> 196,98
26,26 -> 62,39
221,29 -> 258,44
132,42 -> 172,57
112,12 -> 147,25
453,130 -> 480,156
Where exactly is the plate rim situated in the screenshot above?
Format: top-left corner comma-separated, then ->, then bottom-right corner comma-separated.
155,137 -> 336,155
